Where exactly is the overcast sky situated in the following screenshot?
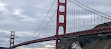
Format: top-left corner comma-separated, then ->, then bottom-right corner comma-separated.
0,0 -> 111,49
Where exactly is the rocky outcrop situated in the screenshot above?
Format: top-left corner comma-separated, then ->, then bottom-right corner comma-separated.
58,22 -> 111,49
82,35 -> 111,49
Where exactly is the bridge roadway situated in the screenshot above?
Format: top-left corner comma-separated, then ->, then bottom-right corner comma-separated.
9,26 -> 111,49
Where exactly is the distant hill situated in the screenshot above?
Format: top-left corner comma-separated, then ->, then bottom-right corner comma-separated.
95,22 -> 111,28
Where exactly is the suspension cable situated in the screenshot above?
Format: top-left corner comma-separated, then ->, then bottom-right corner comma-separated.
32,0 -> 56,37
34,11 -> 56,38
69,0 -> 111,20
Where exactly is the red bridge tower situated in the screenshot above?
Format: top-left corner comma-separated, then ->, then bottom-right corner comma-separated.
10,31 -> 15,47
56,0 -> 67,49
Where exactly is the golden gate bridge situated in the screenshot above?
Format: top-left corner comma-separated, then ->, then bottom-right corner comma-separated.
6,0 -> 111,49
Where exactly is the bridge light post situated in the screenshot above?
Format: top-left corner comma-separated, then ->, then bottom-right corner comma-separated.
56,0 -> 67,49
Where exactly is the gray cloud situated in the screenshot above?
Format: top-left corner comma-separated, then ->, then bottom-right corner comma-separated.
0,0 -> 110,49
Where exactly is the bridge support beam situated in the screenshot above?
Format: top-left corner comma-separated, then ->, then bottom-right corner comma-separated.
56,0 -> 67,49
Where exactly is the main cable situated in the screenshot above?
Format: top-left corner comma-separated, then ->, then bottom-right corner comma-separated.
34,10 -> 56,39
74,0 -> 111,18
32,0 -> 56,37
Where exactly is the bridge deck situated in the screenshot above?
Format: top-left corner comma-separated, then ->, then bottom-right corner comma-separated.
9,26 -> 111,48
